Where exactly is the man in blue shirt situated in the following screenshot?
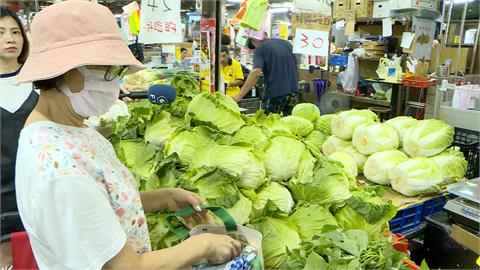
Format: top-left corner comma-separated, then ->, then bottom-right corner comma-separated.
233,34 -> 298,114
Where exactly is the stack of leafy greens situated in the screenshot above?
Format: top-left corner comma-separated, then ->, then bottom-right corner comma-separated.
102,72 -> 460,269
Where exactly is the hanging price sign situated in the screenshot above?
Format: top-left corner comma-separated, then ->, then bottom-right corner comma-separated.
293,28 -> 329,57
139,0 -> 182,44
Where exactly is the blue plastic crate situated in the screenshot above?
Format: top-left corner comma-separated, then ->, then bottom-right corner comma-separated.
389,194 -> 457,235
389,204 -> 423,235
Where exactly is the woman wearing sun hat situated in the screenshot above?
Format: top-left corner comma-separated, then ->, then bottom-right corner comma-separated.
14,1 -> 240,269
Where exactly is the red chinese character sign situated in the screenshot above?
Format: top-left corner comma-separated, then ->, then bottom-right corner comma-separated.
139,0 -> 182,44
293,28 -> 329,57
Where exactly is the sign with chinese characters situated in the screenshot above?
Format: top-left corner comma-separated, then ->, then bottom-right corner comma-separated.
412,17 -> 436,60
293,28 -> 329,57
139,0 -> 182,44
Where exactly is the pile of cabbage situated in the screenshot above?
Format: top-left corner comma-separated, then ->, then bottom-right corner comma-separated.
323,111 -> 467,196
102,77 -> 410,268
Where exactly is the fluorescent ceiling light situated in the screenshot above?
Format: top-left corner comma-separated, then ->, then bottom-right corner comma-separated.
226,0 -> 243,3
268,7 -> 290,14
444,0 -> 474,4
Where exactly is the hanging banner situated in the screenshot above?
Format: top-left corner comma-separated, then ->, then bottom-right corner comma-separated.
293,28 -> 329,57
412,17 -> 436,60
138,0 -> 182,44
200,31 -> 212,93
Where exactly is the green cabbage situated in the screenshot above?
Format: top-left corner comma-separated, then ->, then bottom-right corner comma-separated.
302,130 -> 328,158
144,111 -> 184,148
322,135 -> 352,156
163,127 -> 214,165
328,150 -> 358,177
280,116 -> 314,137
385,116 -> 419,145
431,147 -> 468,183
247,182 -> 295,217
248,111 -> 292,136
292,103 -> 321,123
289,202 -> 338,241
289,159 -> 352,205
363,150 -> 409,185
352,123 -> 399,155
315,114 -> 337,135
291,150 -> 316,184
185,92 -> 245,134
249,217 -> 301,269
264,135 -> 306,181
171,73 -> 201,98
193,144 -> 266,190
334,189 -> 397,235
332,109 -> 378,140
343,146 -> 368,175
403,119 -> 454,157
389,157 -> 444,196
223,193 -> 252,225
181,168 -> 240,208
223,125 -> 269,147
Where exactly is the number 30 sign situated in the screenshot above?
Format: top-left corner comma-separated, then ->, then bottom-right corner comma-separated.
293,28 -> 329,57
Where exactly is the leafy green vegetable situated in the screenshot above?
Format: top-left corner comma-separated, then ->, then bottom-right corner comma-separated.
291,150 -> 316,184
389,157 -> 444,196
186,92 -> 245,134
222,193 -> 252,225
343,146 -> 368,175
249,217 -> 301,269
289,159 -> 353,205
292,103 -> 321,123
264,135 -> 307,182
146,211 -> 182,250
322,135 -> 352,156
352,122 -> 399,155
193,143 -> 266,190
289,202 -> 338,241
217,125 -> 269,148
280,115 -> 315,137
328,150 -> 358,177
245,182 -> 295,217
302,130 -> 328,158
403,119 -> 454,157
332,109 -> 378,140
163,127 -> 214,165
363,150 -> 409,185
248,111 -> 292,136
431,147 -> 468,183
171,73 -> 201,98
144,110 -> 184,148
315,114 -> 337,135
181,168 -> 240,208
385,116 -> 419,145
164,97 -> 191,118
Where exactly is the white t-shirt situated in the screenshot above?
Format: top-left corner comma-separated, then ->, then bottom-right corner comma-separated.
16,121 -> 151,270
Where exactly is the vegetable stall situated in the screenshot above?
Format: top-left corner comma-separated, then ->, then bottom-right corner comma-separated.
95,72 -> 472,269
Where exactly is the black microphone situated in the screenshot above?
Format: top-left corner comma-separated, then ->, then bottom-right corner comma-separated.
119,84 -> 176,105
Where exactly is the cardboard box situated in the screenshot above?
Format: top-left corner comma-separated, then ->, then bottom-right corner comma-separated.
363,40 -> 387,50
351,0 -> 373,19
372,1 -> 391,18
333,0 -> 350,19
451,224 -> 480,255
389,0 -> 437,11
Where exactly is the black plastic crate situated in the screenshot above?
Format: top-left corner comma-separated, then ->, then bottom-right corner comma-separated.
452,127 -> 480,179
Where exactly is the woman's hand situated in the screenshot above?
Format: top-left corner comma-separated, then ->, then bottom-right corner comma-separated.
187,233 -> 242,264
164,188 -> 214,228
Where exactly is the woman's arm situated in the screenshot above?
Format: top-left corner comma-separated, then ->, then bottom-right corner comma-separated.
104,233 -> 241,269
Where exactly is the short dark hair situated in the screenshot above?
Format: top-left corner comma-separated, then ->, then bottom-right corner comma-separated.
221,45 -> 229,54
221,34 -> 231,45
0,7 -> 29,64
180,48 -> 187,53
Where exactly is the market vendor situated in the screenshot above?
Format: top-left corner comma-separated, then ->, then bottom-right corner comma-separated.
0,7 -> 38,267
232,33 -> 298,115
14,2 -> 241,269
220,46 -> 244,96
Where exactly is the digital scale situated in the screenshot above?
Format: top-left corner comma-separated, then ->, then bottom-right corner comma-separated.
444,178 -> 480,231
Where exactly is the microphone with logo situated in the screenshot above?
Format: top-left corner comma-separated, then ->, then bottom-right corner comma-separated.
119,84 -> 176,104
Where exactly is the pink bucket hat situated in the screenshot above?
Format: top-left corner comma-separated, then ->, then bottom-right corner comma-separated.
15,0 -> 144,84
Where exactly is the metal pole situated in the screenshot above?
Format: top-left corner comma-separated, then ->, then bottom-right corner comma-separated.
214,0 -> 222,92
453,0 -> 469,74
34,0 -> 39,12
469,21 -> 480,74
442,0 -> 454,47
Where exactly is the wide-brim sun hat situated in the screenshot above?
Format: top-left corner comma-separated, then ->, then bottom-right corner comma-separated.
15,0 -> 144,84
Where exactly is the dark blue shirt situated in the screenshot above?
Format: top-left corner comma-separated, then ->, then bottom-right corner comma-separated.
253,39 -> 298,99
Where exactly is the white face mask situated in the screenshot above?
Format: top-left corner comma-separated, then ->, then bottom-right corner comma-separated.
60,66 -> 119,117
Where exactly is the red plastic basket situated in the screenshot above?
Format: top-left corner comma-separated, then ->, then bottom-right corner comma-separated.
402,76 -> 437,88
